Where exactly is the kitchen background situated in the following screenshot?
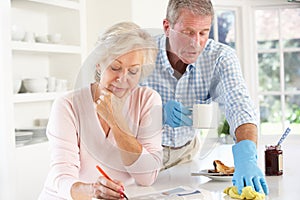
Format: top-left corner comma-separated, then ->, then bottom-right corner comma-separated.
0,0 -> 299,199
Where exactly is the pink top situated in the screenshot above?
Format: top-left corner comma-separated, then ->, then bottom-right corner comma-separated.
39,85 -> 163,200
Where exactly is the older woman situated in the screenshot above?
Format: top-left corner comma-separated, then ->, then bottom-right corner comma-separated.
39,22 -> 162,200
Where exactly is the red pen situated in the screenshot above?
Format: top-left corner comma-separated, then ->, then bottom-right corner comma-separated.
96,165 -> 129,200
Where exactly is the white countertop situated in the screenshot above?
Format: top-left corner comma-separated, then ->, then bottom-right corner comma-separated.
126,135 -> 299,199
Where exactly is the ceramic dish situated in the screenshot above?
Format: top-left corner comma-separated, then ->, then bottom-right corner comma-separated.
15,127 -> 47,138
15,131 -> 33,141
23,78 -> 48,93
15,131 -> 33,147
191,169 -> 233,181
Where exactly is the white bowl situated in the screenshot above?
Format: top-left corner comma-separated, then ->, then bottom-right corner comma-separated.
23,78 -> 47,93
35,118 -> 49,127
15,131 -> 33,141
13,79 -> 22,94
15,131 -> 33,147
15,127 -> 47,141
11,25 -> 25,41
35,35 -> 48,43
47,33 -> 62,44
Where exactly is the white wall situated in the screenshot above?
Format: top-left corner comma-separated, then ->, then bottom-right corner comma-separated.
85,0 -> 168,54
131,0 -> 168,36
131,0 -> 168,29
85,0 -> 132,53
0,0 -> 17,199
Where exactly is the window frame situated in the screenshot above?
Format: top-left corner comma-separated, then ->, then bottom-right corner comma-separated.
213,0 -> 300,135
252,4 -> 300,134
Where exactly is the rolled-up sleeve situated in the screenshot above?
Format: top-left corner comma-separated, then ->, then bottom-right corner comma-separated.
215,50 -> 257,137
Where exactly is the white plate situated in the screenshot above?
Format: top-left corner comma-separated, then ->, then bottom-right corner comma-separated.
15,127 -> 46,137
191,169 -> 233,182
15,131 -> 33,137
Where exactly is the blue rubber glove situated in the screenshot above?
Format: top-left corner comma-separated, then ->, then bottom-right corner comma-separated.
163,100 -> 192,127
232,140 -> 269,195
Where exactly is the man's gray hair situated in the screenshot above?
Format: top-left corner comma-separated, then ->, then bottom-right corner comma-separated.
166,0 -> 214,26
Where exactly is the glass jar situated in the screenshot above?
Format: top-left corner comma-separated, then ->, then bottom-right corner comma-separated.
265,145 -> 283,176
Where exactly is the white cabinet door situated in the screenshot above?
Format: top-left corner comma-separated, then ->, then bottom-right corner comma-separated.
16,142 -> 51,199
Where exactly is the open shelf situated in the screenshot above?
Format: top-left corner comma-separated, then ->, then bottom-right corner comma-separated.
14,0 -> 80,10
13,91 -> 66,103
11,41 -> 81,54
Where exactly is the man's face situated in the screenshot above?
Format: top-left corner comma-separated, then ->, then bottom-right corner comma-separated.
164,9 -> 212,64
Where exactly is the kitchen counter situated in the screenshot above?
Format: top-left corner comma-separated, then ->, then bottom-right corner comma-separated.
125,135 -> 299,199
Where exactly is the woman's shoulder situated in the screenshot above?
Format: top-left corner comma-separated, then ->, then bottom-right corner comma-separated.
53,86 -> 90,106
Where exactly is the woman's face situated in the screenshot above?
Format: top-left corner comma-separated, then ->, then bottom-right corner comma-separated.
164,9 -> 212,64
99,51 -> 143,98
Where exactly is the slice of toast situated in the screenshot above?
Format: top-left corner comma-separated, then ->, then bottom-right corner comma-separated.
212,160 -> 234,174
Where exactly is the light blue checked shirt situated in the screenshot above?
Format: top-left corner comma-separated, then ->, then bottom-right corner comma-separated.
140,35 -> 257,147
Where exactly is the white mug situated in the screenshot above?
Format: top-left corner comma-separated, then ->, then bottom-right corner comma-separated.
193,102 -> 218,129
47,76 -> 56,92
55,79 -> 68,92
23,31 -> 35,43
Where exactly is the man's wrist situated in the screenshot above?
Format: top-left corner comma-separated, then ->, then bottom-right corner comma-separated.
235,123 -> 257,143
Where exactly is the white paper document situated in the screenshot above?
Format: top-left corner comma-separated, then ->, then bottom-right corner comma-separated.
129,186 -> 203,200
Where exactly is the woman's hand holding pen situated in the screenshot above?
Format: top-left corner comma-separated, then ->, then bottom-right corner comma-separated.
70,178 -> 126,200
93,176 -> 126,200
94,165 -> 128,199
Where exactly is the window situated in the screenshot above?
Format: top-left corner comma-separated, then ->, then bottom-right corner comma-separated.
255,7 -> 300,135
209,9 -> 236,49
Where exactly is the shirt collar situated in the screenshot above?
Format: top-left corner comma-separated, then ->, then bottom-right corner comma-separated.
159,35 -> 197,73
158,36 -> 173,72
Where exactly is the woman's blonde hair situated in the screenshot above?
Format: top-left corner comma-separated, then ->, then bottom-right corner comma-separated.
93,21 -> 158,82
